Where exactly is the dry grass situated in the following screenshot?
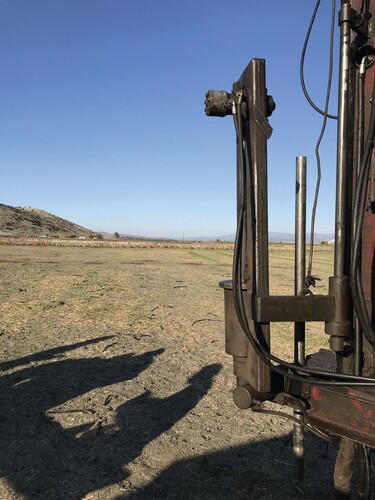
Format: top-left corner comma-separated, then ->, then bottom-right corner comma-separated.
0,236 -> 335,252
0,236 -> 233,250
0,244 -> 337,499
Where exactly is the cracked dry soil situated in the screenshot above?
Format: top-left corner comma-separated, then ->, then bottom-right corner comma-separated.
0,245 -> 337,499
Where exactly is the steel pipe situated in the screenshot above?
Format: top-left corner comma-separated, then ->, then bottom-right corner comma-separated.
334,0 -> 352,277
293,155 -> 307,479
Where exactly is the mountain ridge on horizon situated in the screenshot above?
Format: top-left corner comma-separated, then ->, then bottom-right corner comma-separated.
0,203 -> 94,238
0,203 -> 334,243
178,232 -> 335,243
103,231 -> 335,243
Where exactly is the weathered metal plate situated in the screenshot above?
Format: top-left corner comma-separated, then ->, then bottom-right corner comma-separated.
308,386 -> 375,448
255,295 -> 335,322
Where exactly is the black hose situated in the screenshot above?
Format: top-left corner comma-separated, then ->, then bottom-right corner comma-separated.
354,61 -> 366,375
252,407 -> 336,442
306,0 -> 337,285
232,101 -> 375,386
300,0 -> 338,120
358,445 -> 371,500
350,68 -> 375,347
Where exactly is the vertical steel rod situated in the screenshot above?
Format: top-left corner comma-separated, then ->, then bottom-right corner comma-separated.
295,156 -> 307,360
293,155 -> 306,479
333,3 -> 355,496
334,0 -> 351,278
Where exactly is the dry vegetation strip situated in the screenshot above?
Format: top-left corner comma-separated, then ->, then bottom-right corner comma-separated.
0,236 -> 335,252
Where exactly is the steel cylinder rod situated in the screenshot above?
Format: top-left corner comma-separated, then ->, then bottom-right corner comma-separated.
293,156 -> 307,479
294,155 -> 307,362
334,0 -> 352,278
333,3 -> 355,495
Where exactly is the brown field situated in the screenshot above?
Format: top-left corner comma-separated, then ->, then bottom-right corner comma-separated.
0,244 -> 338,499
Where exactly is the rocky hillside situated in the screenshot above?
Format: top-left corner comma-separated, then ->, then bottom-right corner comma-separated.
0,204 -> 94,238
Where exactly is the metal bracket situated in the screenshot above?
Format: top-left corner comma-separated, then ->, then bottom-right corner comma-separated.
339,4 -> 369,38
339,4 -> 357,25
252,103 -> 273,139
255,295 -> 335,323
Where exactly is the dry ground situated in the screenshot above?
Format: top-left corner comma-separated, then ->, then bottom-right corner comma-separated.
0,244 -> 340,499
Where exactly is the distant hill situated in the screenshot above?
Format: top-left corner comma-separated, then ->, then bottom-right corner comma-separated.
0,204 -> 94,238
268,232 -> 335,243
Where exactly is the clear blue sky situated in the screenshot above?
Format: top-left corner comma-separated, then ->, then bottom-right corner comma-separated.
0,1 -> 339,237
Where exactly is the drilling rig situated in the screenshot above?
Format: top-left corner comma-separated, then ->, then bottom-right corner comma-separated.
206,1 -> 375,497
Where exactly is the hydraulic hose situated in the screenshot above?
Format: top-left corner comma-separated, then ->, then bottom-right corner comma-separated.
350,65 -> 375,348
232,100 -> 375,386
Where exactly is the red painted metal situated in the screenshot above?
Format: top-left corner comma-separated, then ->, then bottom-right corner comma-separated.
309,385 -> 375,447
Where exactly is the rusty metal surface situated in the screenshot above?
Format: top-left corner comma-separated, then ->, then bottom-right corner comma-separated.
210,6 -> 375,495
255,295 -> 335,323
309,385 -> 375,448
220,281 -> 249,358
231,59 -> 271,394
306,349 -> 335,372
353,0 -> 375,367
325,277 -> 352,340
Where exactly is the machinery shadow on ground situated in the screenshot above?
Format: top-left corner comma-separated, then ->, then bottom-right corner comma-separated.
124,434 -> 337,500
0,337 -> 221,499
0,335 -> 115,371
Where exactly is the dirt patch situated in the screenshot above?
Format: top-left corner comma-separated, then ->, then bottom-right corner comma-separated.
0,245 -> 338,499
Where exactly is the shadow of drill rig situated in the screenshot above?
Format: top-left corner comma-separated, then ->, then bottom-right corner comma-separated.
0,336 -> 221,499
125,434 -> 338,500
